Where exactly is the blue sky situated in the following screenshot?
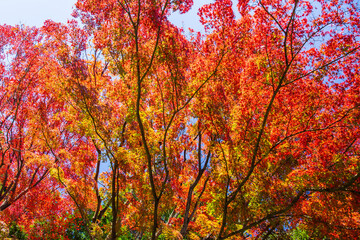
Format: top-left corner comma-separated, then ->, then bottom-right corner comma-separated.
0,0 -> 76,26
0,0 -> 212,33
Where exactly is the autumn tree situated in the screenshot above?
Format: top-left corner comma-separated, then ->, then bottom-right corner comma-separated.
1,0 -> 360,239
0,25 -> 73,238
69,0 -> 360,239
192,0 -> 360,239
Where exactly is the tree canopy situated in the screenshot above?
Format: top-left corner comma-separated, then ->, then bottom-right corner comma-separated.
1,0 -> 360,239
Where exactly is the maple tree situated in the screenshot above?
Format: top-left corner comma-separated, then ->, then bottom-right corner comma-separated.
1,0 -> 360,239
0,24 -> 74,238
